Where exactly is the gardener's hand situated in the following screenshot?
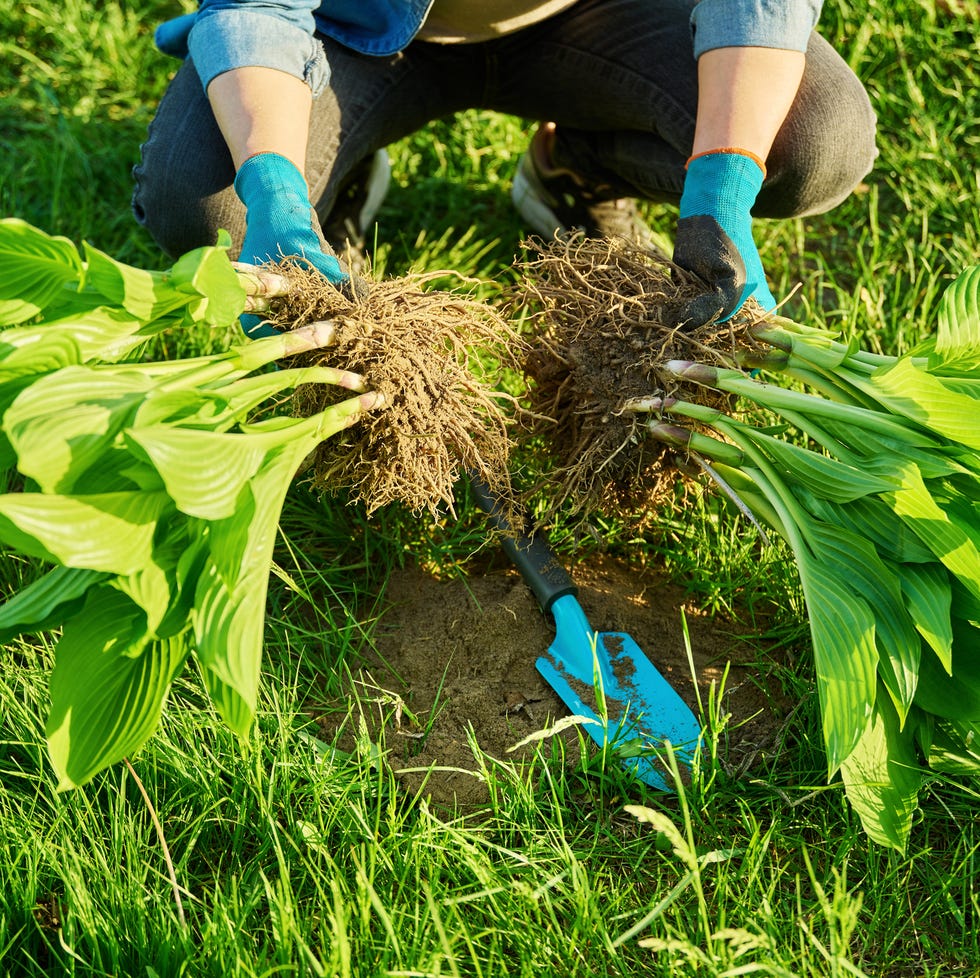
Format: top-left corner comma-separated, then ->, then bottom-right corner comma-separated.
667,150 -> 776,329
234,152 -> 365,337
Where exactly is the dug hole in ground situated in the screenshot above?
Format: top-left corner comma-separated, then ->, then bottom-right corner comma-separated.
314,554 -> 793,807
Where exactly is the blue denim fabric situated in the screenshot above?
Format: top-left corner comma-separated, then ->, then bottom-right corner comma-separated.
158,0 -> 823,92
690,0 -> 822,58
188,4 -> 330,93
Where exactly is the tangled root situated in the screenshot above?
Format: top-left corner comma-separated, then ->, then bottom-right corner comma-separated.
267,266 -> 523,517
510,235 -> 769,515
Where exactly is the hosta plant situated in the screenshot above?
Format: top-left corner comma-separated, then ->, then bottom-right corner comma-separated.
0,219 -> 382,788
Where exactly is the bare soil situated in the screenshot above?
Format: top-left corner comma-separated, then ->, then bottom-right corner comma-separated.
316,553 -> 797,808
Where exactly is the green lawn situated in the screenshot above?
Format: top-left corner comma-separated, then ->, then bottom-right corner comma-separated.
1,2 -> 979,975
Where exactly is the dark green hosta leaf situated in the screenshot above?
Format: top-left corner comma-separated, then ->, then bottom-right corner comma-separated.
928,715 -> 980,776
914,616 -> 980,721
795,551 -> 878,773
740,425 -> 901,503
0,566 -> 107,642
806,521 -> 921,724
46,587 -> 190,789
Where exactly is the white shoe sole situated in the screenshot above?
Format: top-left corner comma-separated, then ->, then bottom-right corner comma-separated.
511,161 -> 567,238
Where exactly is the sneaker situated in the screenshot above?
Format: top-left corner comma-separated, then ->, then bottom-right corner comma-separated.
321,148 -> 392,267
512,123 -> 653,244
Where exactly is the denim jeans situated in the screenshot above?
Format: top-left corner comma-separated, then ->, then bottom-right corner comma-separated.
132,0 -> 877,260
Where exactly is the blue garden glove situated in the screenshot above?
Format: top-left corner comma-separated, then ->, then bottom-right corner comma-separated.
234,152 -> 354,337
668,150 -> 776,328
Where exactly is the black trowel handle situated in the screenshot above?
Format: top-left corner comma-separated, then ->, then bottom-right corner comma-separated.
469,475 -> 577,613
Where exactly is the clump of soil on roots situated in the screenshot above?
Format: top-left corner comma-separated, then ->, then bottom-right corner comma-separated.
267,267 -> 523,516
511,235 -> 770,515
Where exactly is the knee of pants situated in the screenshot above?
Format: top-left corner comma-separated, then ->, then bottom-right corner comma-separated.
132,160 -> 245,261
756,51 -> 879,220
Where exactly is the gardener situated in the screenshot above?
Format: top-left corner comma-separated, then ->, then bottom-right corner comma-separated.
132,0 -> 876,329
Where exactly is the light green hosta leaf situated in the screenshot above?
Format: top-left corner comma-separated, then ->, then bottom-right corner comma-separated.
126,426 -> 271,521
0,566 -> 107,642
0,327 -> 84,375
5,367 -> 152,492
932,264 -> 980,371
80,234 -> 245,331
897,562 -> 953,672
168,233 -> 246,329
886,464 -> 980,604
0,218 -> 83,325
795,551 -> 878,773
45,587 -> 190,789
192,444 -> 309,734
857,357 -> 980,450
0,491 -> 171,574
111,560 -> 175,640
82,242 -> 182,323
839,692 -> 922,852
33,302 -> 159,363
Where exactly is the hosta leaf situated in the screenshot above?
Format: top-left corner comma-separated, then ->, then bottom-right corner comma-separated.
82,242 -> 181,323
860,358 -> 980,450
839,692 -> 922,852
914,616 -> 980,720
798,490 -> 935,565
932,264 -> 980,369
111,560 -> 175,639
886,464 -> 980,603
192,558 -> 263,736
928,716 -> 980,776
45,587 -> 189,789
0,218 -> 83,325
0,327 -> 84,376
745,427 -> 900,503
192,446 -> 307,733
795,550 -> 878,772
126,426 -> 270,520
33,302 -> 158,363
807,521 -> 921,724
5,367 -> 151,492
0,566 -> 107,642
168,234 -> 246,329
897,562 -> 953,672
0,491 -> 171,574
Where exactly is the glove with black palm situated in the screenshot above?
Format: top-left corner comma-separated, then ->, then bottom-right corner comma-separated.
668,150 -> 776,329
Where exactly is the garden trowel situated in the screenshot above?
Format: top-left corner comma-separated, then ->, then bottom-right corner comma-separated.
469,476 -> 702,791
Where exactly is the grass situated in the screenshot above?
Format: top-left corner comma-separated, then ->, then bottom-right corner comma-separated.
2,1 -> 980,975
